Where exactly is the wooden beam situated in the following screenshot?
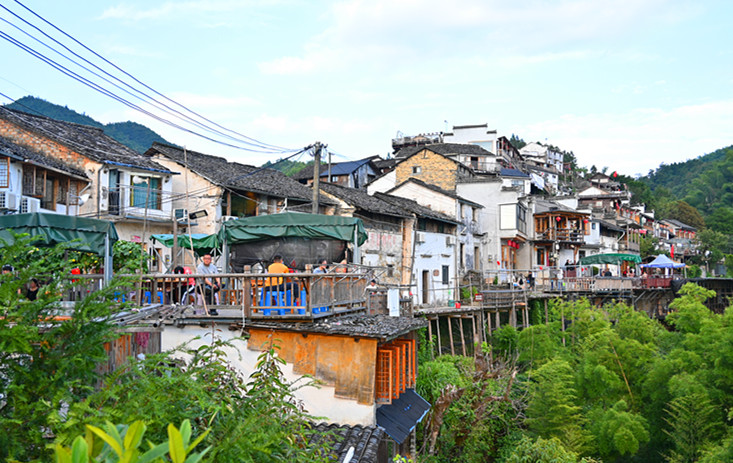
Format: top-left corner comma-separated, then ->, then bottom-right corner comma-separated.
459,316 -> 466,357
435,315 -> 442,355
447,315 -> 455,356
427,317 -> 434,359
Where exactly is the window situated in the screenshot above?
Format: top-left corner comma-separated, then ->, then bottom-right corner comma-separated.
131,176 -> 162,209
0,157 -> 8,188
516,203 -> 527,234
375,339 -> 416,404
474,247 -> 480,270
442,265 -> 449,285
412,166 -> 422,174
387,264 -> 394,277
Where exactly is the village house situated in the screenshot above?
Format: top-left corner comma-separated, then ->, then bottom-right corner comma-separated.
0,107 -> 176,260
0,135 -> 88,215
293,156 -> 380,189
374,192 -> 459,307
319,182 -> 412,288
385,178 -> 484,274
532,198 -> 590,268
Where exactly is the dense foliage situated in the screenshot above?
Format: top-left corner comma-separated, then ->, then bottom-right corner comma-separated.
5,96 -> 170,153
416,286 -> 733,462
0,237 -> 334,462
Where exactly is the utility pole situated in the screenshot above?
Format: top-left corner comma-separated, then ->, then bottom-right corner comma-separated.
171,215 -> 179,270
312,142 -> 322,214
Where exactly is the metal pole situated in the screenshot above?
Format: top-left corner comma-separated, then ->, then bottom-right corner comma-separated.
172,214 -> 179,270
311,142 -> 322,214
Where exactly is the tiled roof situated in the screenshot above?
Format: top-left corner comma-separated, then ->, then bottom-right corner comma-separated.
148,142 -> 330,203
374,192 -> 460,224
395,142 -> 492,159
320,183 -> 409,218
308,422 -> 386,463
292,157 -> 375,180
534,199 -> 585,215
248,314 -> 427,341
0,135 -> 87,179
500,167 -> 530,178
387,178 -> 483,208
0,107 -> 171,173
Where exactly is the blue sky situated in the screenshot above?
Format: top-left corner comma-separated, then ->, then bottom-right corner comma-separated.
1,0 -> 732,176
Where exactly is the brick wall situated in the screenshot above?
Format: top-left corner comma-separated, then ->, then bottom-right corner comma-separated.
395,149 -> 458,191
0,118 -> 88,170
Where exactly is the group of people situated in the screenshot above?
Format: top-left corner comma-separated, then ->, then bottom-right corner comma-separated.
2,264 -> 40,301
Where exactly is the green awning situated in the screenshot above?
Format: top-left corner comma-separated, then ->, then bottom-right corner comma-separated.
579,253 -> 642,265
151,233 -> 219,257
218,212 -> 368,246
0,212 -> 118,255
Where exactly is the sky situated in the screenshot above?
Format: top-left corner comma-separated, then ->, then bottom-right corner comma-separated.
0,0 -> 732,176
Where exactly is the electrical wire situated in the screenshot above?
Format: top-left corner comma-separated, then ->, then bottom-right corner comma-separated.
0,4 -> 286,152
0,1 -> 294,154
11,0 -> 289,152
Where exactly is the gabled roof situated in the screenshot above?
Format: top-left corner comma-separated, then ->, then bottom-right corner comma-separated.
292,157 -> 376,180
248,314 -> 427,341
500,167 -> 530,178
308,423 -> 386,462
374,192 -> 460,224
320,183 -> 410,218
0,135 -> 87,179
386,177 -> 483,208
535,198 -> 586,216
0,107 -> 171,173
147,142 -> 327,203
395,142 -> 493,159
663,218 -> 696,231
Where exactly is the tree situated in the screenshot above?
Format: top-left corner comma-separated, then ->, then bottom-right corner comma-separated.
667,200 -> 706,230
663,393 -> 721,463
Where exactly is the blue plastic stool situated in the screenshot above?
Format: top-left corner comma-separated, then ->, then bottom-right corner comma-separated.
259,289 -> 285,307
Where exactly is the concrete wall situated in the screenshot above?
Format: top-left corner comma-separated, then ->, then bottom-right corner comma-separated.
161,326 -> 377,426
413,231 -> 455,306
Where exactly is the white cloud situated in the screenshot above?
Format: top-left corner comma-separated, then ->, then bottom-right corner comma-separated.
98,1 -> 272,21
518,99 -> 733,175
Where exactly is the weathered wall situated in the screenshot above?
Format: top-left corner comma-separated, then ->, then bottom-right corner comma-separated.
395,150 -> 458,191
161,326 -> 377,426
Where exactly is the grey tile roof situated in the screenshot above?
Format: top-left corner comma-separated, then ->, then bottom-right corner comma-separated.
395,142 -> 493,159
292,157 -> 376,180
148,142 -> 330,203
534,199 -> 584,215
0,107 -> 171,173
664,218 -> 696,231
248,314 -> 427,341
321,183 -> 410,218
308,422 -> 386,463
374,192 -> 460,224
387,178 -> 483,208
0,135 -> 87,179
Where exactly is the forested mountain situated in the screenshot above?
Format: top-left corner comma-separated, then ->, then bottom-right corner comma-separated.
629,145 -> 733,233
3,96 -> 170,153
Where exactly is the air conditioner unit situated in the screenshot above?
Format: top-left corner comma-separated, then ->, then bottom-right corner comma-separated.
222,215 -> 238,222
416,232 -> 426,243
446,235 -> 456,246
173,208 -> 189,220
20,197 -> 40,214
0,191 -> 18,210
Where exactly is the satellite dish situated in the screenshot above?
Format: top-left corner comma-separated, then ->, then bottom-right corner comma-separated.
78,193 -> 91,206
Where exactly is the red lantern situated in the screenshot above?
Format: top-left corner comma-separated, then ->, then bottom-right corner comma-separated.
583,219 -> 589,224
556,217 -> 561,222
497,261 -> 501,266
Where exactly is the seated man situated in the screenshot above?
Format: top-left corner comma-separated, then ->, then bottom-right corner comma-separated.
263,255 -> 299,304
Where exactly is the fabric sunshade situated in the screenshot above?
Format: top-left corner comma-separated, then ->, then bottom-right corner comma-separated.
218,212 -> 368,246
151,233 -> 219,257
642,254 -> 685,268
579,253 -> 642,265
0,212 -> 118,255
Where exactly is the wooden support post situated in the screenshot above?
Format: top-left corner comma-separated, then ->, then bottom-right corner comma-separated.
447,315 -> 455,356
427,317 -> 434,359
487,310 -> 492,337
495,310 -> 500,330
436,316 -> 442,355
459,317 -> 467,357
471,313 -> 477,350
544,299 -> 549,324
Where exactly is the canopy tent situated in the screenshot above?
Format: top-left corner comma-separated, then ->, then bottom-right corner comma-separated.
218,212 -> 368,245
151,233 -> 220,257
579,253 -> 642,265
0,212 -> 118,281
218,212 -> 368,271
641,254 -> 685,269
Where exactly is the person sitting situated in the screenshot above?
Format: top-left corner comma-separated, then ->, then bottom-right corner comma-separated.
263,255 -> 299,304
25,278 -> 40,301
169,266 -> 194,304
313,259 -> 328,274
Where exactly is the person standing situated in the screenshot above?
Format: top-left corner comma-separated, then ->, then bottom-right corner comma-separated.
196,253 -> 221,313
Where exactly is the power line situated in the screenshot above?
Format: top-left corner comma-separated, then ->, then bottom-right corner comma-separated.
0,1 -> 293,154
0,4 -> 285,152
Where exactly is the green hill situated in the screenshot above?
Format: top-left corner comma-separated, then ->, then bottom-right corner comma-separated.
4,96 -> 170,153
